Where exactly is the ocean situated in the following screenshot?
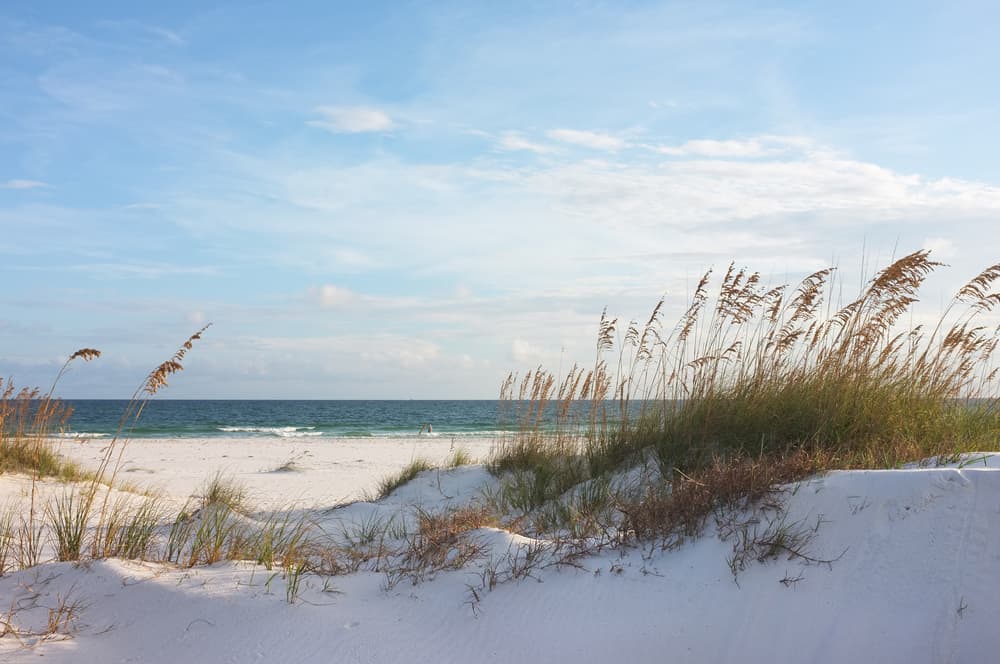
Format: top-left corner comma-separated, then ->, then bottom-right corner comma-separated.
60,400 -> 512,439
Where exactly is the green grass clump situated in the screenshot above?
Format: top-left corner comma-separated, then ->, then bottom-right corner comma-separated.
47,489 -> 90,562
445,447 -> 475,468
197,472 -> 251,514
375,458 -> 435,499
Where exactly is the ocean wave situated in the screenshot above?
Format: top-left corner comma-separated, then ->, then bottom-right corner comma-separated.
217,426 -> 316,434
368,429 -> 512,439
212,425 -> 513,439
57,432 -> 110,439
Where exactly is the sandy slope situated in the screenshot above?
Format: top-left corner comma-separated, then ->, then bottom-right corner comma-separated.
1,439 -> 999,663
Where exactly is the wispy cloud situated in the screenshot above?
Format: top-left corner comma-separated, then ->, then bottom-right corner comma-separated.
2,179 -> 47,190
309,106 -> 395,133
511,338 -> 547,364
496,132 -> 554,154
92,19 -> 186,46
647,136 -> 813,158
922,237 -> 957,259
310,284 -> 357,308
547,128 -> 627,151
8,262 -> 221,279
148,26 -> 185,46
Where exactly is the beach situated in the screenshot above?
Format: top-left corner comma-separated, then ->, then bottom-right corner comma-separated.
2,436 -> 1000,663
46,435 -> 498,509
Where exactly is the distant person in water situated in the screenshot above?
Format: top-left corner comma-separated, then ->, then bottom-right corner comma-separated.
419,423 -> 433,435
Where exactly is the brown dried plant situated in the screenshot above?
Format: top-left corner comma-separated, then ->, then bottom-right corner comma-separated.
88,325 -> 210,558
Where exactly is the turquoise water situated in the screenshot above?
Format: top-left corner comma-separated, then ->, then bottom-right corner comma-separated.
61,400 -> 511,439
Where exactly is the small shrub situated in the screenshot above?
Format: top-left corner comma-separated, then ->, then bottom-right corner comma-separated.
386,506 -> 495,588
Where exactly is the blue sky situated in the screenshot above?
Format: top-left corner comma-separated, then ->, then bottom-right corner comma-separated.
2,1 -> 999,398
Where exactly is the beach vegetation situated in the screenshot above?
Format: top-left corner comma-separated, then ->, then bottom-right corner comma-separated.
375,458 -> 434,499
446,447 -> 475,468
0,506 -> 15,575
47,489 -> 89,562
384,505 -> 495,588
196,472 -> 251,515
0,376 -> 94,482
490,251 -> 1000,543
93,494 -> 162,560
3,252 -> 999,611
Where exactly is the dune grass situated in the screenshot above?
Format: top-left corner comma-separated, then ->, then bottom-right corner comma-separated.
4,252 -> 1000,597
490,251 -> 1000,527
0,378 -> 95,482
374,458 -> 435,499
197,472 -> 251,514
446,447 -> 475,468
0,328 -> 210,572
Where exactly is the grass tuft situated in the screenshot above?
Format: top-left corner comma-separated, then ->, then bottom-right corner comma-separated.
196,472 -> 251,514
375,458 -> 435,499
446,447 -> 475,468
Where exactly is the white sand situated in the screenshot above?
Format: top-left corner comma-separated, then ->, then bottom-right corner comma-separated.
43,435 -> 497,508
2,439 -> 1000,663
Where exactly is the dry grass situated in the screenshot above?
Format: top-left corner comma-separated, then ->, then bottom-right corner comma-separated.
385,505 -> 496,588
0,383 -> 90,482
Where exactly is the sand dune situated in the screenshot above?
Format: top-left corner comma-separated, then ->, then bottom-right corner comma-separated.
2,440 -> 998,663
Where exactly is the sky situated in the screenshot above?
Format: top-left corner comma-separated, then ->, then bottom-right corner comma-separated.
2,0 -> 999,399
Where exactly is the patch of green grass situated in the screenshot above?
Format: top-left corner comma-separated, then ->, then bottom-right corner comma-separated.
0,505 -> 15,575
446,447 -> 475,468
375,458 -> 434,499
197,472 -> 251,514
47,489 -> 91,562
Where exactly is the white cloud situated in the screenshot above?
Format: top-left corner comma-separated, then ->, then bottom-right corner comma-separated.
149,26 -> 185,46
250,334 -> 442,370
648,99 -> 680,109
517,147 -> 1000,229
497,132 -> 554,154
2,179 -> 47,190
311,284 -> 356,308
648,135 -> 813,158
511,338 -> 546,364
922,237 -> 957,259
309,106 -> 395,133
546,128 -> 627,151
